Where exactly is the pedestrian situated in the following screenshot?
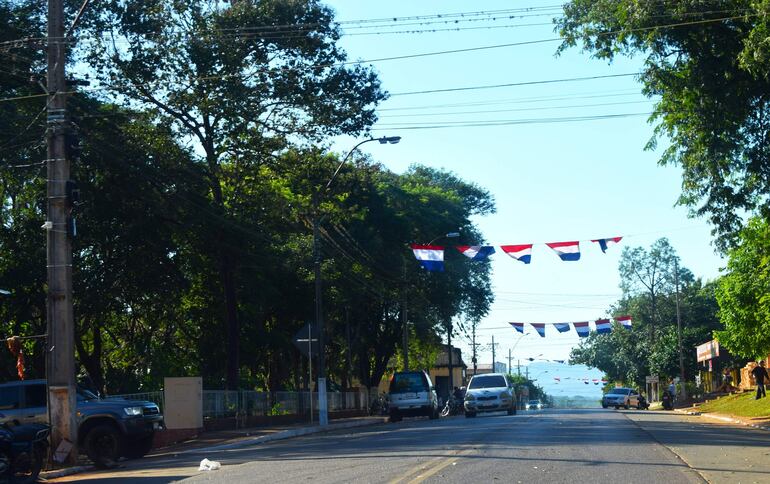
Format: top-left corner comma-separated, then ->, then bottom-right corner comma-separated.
751,361 -> 768,399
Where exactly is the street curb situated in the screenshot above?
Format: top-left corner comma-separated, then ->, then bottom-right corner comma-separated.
39,417 -> 388,479
675,409 -> 770,431
41,465 -> 94,479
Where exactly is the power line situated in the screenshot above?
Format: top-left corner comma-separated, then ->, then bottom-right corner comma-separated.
372,112 -> 650,131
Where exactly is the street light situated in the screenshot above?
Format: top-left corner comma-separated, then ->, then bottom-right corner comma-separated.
0,289 -> 10,295
313,135 -> 401,426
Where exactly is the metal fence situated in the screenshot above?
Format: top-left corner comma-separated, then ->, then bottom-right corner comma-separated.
108,390 -> 372,419
201,390 -> 369,418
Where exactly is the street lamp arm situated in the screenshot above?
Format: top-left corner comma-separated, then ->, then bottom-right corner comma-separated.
325,136 -> 401,192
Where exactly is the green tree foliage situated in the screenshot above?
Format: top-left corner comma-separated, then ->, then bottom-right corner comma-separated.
79,0 -> 386,389
715,216 -> 770,359
571,239 -> 720,386
557,1 -> 770,250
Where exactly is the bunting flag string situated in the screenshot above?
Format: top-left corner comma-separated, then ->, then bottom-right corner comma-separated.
409,236 -> 622,270
506,316 -> 632,337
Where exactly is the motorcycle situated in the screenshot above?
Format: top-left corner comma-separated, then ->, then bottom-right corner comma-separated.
637,395 -> 650,410
440,396 -> 462,417
0,418 -> 50,484
661,391 -> 674,410
369,393 -> 388,416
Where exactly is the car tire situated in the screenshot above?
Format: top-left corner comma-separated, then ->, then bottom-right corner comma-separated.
614,405 -> 619,410
507,407 -> 515,416
465,411 -> 476,418
84,424 -> 124,469
429,407 -> 439,420
602,403 -> 608,408
124,434 -> 154,459
389,411 -> 402,423
624,402 -> 630,410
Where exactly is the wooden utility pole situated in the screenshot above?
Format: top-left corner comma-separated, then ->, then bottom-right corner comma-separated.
46,0 -> 78,463
675,258 -> 687,402
401,266 -> 408,371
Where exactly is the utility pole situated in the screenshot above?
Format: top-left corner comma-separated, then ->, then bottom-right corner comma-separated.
447,322 -> 453,393
401,265 -> 408,371
312,197 -> 328,426
471,323 -> 478,376
675,258 -> 687,402
491,335 -> 499,372
508,349 -> 512,375
46,0 -> 77,464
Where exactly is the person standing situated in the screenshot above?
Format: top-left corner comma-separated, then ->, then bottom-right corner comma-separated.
751,361 -> 768,399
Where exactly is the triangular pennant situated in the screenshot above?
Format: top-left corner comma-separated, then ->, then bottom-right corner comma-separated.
509,322 -> 524,333
546,241 -> 581,261
553,322 -> 571,333
591,236 -> 622,253
594,318 -> 612,334
500,244 -> 533,264
615,315 -> 632,329
530,323 -> 546,337
409,244 -> 444,272
573,321 -> 590,337
456,245 -> 495,261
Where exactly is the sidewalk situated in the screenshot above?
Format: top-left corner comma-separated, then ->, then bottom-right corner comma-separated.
674,406 -> 770,431
43,415 -> 389,481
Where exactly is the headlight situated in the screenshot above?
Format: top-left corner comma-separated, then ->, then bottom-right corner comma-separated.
123,406 -> 143,416
465,394 -> 476,401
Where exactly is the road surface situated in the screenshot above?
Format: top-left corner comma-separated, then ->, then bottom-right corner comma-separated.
55,408 -> 770,483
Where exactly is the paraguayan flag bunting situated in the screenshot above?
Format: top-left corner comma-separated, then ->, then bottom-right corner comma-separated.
500,244 -> 533,264
546,241 -> 581,261
456,245 -> 496,261
409,244 -> 444,272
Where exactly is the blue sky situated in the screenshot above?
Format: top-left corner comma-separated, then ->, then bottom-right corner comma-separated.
324,1 -> 724,397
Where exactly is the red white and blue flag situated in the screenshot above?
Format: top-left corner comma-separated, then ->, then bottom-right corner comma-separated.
531,323 -> 546,337
456,245 -> 495,261
500,244 -> 533,264
410,244 -> 444,272
553,322 -> 571,333
554,377 -> 561,382
592,236 -> 623,253
573,321 -> 590,337
594,318 -> 612,334
615,315 -> 632,329
546,241 -> 581,261
510,322 -> 524,333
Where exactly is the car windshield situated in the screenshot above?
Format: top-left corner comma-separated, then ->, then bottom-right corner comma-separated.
77,387 -> 99,401
529,400 -> 540,405
608,388 -> 630,395
390,373 -> 427,393
468,375 -> 507,389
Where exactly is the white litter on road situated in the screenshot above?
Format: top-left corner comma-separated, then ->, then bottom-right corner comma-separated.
199,458 -> 222,471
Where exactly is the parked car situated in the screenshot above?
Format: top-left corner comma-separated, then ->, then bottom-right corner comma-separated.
525,399 -> 543,410
0,379 -> 164,468
387,371 -> 439,422
463,373 -> 517,418
601,387 -> 640,409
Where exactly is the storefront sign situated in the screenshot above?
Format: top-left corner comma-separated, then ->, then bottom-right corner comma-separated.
697,340 -> 720,362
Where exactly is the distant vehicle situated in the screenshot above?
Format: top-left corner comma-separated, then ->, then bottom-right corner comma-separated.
525,399 -> 543,410
0,379 -> 164,468
463,373 -> 517,418
387,371 -> 439,422
601,387 -> 640,409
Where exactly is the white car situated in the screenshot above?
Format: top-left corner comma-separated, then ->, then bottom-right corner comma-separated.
601,387 -> 640,409
525,399 -> 543,410
463,373 -> 517,418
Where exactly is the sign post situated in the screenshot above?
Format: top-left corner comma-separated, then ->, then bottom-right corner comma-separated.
645,375 -> 659,402
293,323 -> 318,424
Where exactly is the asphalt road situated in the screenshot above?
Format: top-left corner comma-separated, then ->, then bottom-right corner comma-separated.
182,409 -> 703,484
55,408 -> 770,484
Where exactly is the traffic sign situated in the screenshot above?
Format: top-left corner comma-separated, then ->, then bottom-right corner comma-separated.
293,322 -> 319,358
645,375 -> 659,384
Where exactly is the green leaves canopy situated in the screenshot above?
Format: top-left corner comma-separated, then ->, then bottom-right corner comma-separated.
558,1 -> 770,250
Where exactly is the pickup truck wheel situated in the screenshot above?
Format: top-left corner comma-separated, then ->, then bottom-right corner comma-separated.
124,435 -> 154,459
85,424 -> 124,468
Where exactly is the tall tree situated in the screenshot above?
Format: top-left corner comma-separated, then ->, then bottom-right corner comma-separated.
81,0 -> 385,388
715,216 -> 770,359
558,1 -> 770,250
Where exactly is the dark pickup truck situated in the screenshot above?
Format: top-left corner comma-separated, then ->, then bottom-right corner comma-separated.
0,379 -> 164,467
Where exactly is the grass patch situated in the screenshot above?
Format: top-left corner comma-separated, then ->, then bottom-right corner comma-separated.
698,391 -> 770,418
